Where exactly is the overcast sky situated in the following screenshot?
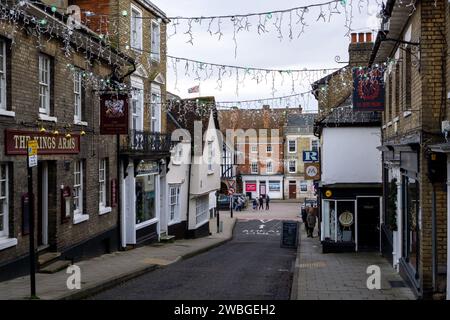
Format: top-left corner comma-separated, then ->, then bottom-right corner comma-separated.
151,0 -> 381,111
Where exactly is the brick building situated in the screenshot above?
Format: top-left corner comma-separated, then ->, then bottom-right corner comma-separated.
0,1 -> 134,280
72,0 -> 173,246
371,0 -> 448,299
219,106 -> 301,200
283,112 -> 318,201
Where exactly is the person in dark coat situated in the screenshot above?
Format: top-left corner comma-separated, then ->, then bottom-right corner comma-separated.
301,206 -> 308,232
258,196 -> 264,210
265,195 -> 270,210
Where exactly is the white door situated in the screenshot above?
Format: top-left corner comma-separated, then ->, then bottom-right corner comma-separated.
159,175 -> 167,236
125,165 -> 136,245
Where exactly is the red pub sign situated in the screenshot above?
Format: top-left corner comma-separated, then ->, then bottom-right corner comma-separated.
5,129 -> 80,155
100,93 -> 129,135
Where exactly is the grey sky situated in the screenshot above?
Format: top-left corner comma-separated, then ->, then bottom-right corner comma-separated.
151,0 -> 381,111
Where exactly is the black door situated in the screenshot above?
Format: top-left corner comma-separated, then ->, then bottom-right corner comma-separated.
357,197 -> 380,251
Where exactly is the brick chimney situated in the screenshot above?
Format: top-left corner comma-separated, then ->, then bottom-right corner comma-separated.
298,105 -> 303,114
348,32 -> 374,67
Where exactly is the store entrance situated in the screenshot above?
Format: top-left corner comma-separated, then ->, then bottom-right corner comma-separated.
357,197 -> 380,251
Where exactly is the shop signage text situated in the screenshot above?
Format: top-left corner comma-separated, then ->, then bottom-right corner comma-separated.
245,183 -> 257,192
303,151 -> 319,162
5,130 -> 80,155
136,160 -> 159,176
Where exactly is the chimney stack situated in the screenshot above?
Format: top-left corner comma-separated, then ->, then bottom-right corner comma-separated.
348,32 -> 374,67
298,105 -> 303,114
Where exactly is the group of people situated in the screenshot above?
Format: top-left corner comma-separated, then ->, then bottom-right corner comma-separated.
301,205 -> 317,238
232,196 -> 246,211
252,195 -> 270,211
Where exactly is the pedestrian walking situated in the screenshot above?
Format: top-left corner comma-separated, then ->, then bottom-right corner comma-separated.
265,195 -> 270,210
258,196 -> 264,210
252,198 -> 258,210
301,205 -> 308,232
306,209 -> 317,238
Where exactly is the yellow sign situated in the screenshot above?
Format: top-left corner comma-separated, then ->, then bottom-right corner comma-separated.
325,190 -> 333,198
27,140 -> 38,168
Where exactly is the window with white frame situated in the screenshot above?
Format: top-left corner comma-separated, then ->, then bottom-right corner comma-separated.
169,185 -> 180,223
251,161 -> 258,174
195,196 -> 209,225
266,144 -> 272,153
300,181 -> 308,192
0,39 -> 7,111
250,144 -> 257,153
288,140 -> 296,153
99,159 -> 107,209
130,6 -> 142,50
288,160 -> 296,173
207,141 -> 214,172
73,161 -> 83,215
74,70 -> 82,122
39,54 -> 51,115
151,84 -> 161,132
266,160 -> 273,174
0,164 -> 9,238
312,140 -> 319,152
151,20 -> 160,62
131,77 -> 144,132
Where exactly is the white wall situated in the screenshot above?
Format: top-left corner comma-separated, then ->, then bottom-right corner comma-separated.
322,127 -> 382,185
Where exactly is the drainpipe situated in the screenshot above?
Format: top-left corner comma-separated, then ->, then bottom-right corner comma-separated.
185,154 -> 192,238
431,183 -> 437,294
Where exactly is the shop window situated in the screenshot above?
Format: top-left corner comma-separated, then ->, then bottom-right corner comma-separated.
135,174 -> 156,225
169,185 -> 180,223
268,181 -> 280,192
403,176 -> 419,274
250,144 -> 257,153
196,196 -> 209,225
322,200 -> 356,243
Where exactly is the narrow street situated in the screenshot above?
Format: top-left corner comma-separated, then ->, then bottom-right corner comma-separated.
91,219 -> 297,300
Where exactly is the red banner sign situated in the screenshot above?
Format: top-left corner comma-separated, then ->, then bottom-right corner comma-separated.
100,94 -> 129,135
5,129 -> 80,155
246,183 -> 257,192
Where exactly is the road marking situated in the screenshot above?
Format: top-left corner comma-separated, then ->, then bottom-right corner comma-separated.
259,225 -> 265,229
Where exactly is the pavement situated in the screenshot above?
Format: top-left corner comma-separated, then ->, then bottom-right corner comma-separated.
291,222 -> 417,300
91,220 -> 296,300
0,216 -> 236,300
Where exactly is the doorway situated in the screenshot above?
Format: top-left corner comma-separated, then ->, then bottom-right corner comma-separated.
37,162 -> 48,248
357,197 -> 381,251
259,181 -> 266,198
289,181 -> 296,199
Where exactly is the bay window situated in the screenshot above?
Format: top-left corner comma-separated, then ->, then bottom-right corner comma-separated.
151,84 -> 161,132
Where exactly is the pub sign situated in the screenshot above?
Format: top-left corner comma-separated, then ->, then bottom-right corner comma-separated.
100,93 -> 129,135
352,67 -> 385,112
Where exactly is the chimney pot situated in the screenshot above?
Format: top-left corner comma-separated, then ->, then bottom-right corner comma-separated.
358,33 -> 365,43
351,33 -> 357,43
366,32 -> 372,42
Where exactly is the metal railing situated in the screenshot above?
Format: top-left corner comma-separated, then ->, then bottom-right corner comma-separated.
120,130 -> 173,155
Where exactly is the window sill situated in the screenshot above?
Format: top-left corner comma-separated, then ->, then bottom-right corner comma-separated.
136,218 -> 158,230
403,111 -> 412,118
73,214 -> 89,225
0,238 -> 18,251
207,171 -> 215,175
99,207 -> 112,216
39,114 -> 58,123
0,109 -> 15,117
74,120 -> 88,126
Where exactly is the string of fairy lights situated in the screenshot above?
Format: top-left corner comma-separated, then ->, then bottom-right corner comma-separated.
0,0 -> 393,134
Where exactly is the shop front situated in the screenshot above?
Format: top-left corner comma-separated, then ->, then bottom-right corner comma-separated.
320,185 -> 382,253
122,159 -> 162,246
242,175 -> 283,199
